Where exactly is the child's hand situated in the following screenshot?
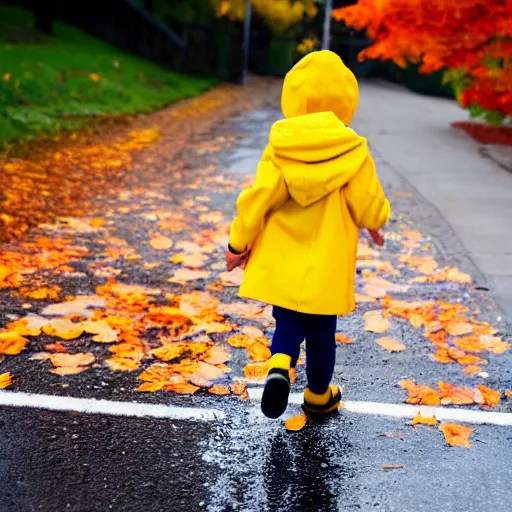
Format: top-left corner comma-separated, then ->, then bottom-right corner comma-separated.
367,229 -> 385,247
225,248 -> 249,271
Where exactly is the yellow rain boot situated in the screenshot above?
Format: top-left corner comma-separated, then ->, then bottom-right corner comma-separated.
261,354 -> 292,419
303,385 -> 343,415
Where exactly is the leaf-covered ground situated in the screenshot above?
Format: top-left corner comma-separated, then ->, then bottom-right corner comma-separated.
1,76 -> 511,448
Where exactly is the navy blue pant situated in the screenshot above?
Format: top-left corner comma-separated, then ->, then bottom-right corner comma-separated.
271,306 -> 337,395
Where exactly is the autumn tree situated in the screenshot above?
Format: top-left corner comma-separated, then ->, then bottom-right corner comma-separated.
333,0 -> 512,123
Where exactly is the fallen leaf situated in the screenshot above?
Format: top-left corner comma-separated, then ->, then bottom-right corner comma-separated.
285,413 -> 307,432
381,464 -> 406,470
42,318 -> 84,340
49,352 -> 95,368
41,296 -> 105,318
412,407 -> 438,425
208,385 -> 230,395
363,310 -> 391,334
0,332 -> 29,355
399,379 -> 440,406
44,342 -> 67,353
230,379 -> 247,395
439,423 -> 473,448
181,253 -> 209,268
336,333 -> 354,344
82,320 -> 118,343
169,268 -> 210,282
476,385 -> 501,408
105,357 -> 141,372
150,235 -> 173,250
197,361 -> 225,381
438,382 -> 475,405
19,286 -> 61,301
247,341 -> 272,362
165,382 -> 200,394
378,433 -> 405,440
446,322 -> 474,337
355,293 -> 376,304
462,365 -> 482,376
137,381 -> 167,393
203,345 -> 231,365
376,337 -> 405,352
143,262 -> 161,270
0,372 -> 13,389
220,268 -> 244,287
244,361 -> 268,380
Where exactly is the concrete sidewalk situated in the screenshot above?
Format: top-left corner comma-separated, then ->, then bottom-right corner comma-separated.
354,80 -> 512,319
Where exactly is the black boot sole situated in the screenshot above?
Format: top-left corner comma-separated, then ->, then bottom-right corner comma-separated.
261,373 -> 290,419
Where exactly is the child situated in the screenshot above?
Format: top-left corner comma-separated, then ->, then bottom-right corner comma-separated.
225,50 -> 391,419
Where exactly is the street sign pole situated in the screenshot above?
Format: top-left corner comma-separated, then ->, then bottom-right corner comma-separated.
242,0 -> 252,84
322,0 -> 333,50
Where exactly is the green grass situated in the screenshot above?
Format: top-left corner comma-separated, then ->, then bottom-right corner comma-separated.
0,3 -> 218,144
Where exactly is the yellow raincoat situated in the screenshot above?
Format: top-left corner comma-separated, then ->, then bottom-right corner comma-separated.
229,51 -> 391,315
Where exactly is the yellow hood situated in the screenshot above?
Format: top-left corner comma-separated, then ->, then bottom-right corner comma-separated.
281,50 -> 359,125
270,111 -> 367,207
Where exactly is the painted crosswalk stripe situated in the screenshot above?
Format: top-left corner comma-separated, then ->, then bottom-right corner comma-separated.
247,388 -> 512,426
0,390 -> 225,422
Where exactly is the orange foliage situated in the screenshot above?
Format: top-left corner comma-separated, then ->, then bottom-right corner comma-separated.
440,423 -> 473,449
333,0 -> 512,120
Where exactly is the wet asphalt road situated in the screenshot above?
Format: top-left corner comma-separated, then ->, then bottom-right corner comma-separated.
1,104 -> 512,512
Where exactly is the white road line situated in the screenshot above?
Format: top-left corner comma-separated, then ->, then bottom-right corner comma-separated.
0,390 -> 225,422
247,388 -> 512,426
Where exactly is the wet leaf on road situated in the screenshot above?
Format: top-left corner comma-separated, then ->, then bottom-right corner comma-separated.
336,333 -> 354,344
208,385 -> 230,395
0,372 -> 13,388
0,332 -> 29,355
377,336 -> 405,352
150,235 -> 173,250
285,413 -> 307,432
363,310 -> 391,334
440,423 -> 473,448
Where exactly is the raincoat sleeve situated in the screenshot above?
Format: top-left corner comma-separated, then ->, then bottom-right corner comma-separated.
229,148 -> 288,253
345,148 -> 391,230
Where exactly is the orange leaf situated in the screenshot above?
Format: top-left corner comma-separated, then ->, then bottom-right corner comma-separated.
150,235 -> 173,250
208,385 -> 230,395
336,333 -> 354,344
399,379 -> 440,406
228,333 -> 251,348
43,318 -> 84,340
196,361 -> 225,381
181,253 -> 209,269
476,385 -> 501,408
412,409 -> 438,426
381,464 -> 406,470
220,268 -> 244,287
169,268 -> 210,282
49,352 -> 95,368
244,361 -> 268,380
230,379 -> 247,395
446,322 -> 474,337
137,381 -> 167,392
285,413 -> 308,432
89,217 -> 107,228
376,337 -> 405,352
0,372 -> 13,389
247,341 -> 272,362
105,357 -> 140,372
363,310 -> 391,334
440,423 -> 473,449
203,345 -> 231,365
82,320 -> 118,343
355,293 -> 376,304
165,382 -> 200,394
44,342 -> 67,353
438,381 -> 474,405
0,332 -> 29,355
462,365 -> 482,376
20,286 -> 61,301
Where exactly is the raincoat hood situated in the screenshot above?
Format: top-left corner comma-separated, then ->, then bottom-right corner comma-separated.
270,111 -> 367,207
281,50 -> 359,125
270,50 -> 364,207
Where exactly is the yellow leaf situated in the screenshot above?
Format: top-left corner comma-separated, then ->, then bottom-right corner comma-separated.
89,73 -> 101,82
42,318 -> 84,340
150,235 -> 173,250
439,423 -> 473,448
230,378 -> 247,395
165,382 -> 200,394
0,332 -> 29,355
82,320 -> 118,343
203,345 -> 231,365
285,413 -> 308,431
244,361 -> 268,380
170,253 -> 185,264
376,337 -> 405,352
3,73 -> 11,82
412,409 -> 438,425
476,385 -> 501,408
0,372 -> 13,388
247,341 -> 272,362
169,268 -> 210,282
446,322 -> 474,337
181,253 -> 209,268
